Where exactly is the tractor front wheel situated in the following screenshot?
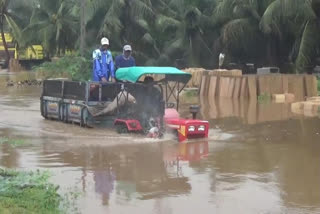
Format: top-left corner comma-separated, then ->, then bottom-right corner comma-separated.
116,124 -> 128,134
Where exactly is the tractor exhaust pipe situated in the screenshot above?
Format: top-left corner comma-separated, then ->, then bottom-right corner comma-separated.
189,105 -> 200,119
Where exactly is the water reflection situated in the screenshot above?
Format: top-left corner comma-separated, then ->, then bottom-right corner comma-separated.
93,168 -> 116,205
33,141 -> 210,203
200,96 -> 294,125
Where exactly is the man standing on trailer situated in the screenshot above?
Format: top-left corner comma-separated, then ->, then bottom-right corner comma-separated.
92,37 -> 115,82
115,45 -> 136,71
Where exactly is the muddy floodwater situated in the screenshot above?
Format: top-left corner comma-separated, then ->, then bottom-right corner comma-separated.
1,84 -> 320,214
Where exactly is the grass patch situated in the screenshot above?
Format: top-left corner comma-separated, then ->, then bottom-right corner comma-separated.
0,168 -> 61,214
0,137 -> 26,147
258,93 -> 271,104
184,89 -> 198,98
317,79 -> 320,95
180,89 -> 199,104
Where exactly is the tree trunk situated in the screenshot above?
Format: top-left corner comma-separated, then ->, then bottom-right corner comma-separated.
80,0 -> 86,56
0,18 -> 10,69
266,36 -> 278,67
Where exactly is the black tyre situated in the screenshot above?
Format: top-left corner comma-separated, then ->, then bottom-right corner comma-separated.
116,124 -> 128,134
80,107 -> 88,127
63,106 -> 68,123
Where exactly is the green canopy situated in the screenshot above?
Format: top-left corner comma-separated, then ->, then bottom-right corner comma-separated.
115,66 -> 191,84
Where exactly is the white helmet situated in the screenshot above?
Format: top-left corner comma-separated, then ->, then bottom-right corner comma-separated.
101,37 -> 109,46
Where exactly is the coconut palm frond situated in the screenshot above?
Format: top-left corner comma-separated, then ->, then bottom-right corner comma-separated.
135,19 -> 149,31
98,0 -> 125,37
130,0 -> 155,19
4,14 -> 22,42
259,0 -> 282,34
213,0 -> 237,23
163,37 -> 184,56
260,0 -> 315,34
141,33 -> 154,45
155,15 -> 180,32
296,20 -> 320,72
222,18 -> 255,45
168,0 -> 184,13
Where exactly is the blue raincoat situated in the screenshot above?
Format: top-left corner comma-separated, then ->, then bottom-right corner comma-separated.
92,49 -> 115,81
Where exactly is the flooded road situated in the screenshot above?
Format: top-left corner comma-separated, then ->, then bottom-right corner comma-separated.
1,85 -> 320,214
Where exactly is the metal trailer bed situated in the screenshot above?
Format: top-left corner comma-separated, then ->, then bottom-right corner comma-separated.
40,80 -> 165,130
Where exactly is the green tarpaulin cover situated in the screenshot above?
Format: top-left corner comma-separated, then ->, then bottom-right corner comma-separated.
115,67 -> 191,83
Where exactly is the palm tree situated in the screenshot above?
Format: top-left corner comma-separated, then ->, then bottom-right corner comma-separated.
0,0 -> 30,68
260,0 -> 320,73
23,0 -> 79,57
91,0 -> 158,63
213,0 -> 282,67
152,0 -> 215,67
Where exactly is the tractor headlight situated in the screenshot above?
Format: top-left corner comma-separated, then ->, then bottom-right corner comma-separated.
198,125 -> 205,131
188,126 -> 195,132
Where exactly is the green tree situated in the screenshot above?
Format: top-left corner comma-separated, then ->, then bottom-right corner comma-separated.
23,0 -> 79,57
260,0 -> 320,72
86,0 -> 159,64
0,0 -> 30,67
213,0 -> 281,66
149,0 -> 215,67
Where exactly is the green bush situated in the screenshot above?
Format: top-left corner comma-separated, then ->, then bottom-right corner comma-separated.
0,169 -> 61,213
258,93 -> 271,104
318,79 -> 320,94
35,56 -> 91,81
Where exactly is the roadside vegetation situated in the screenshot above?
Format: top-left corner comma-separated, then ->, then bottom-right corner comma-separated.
0,169 -> 61,213
0,137 -> 26,147
35,56 -> 91,81
1,0 -> 320,73
258,93 -> 272,104
318,79 -> 320,94
0,138 -> 80,213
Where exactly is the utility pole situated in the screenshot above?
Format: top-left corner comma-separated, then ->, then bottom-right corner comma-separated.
80,0 -> 86,56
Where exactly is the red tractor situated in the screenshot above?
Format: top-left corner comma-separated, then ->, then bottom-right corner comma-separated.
41,67 -> 209,142
115,67 -> 209,142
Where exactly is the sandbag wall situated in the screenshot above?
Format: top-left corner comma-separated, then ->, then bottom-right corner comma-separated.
182,68 -> 242,88
199,72 -> 318,101
291,96 -> 320,117
200,97 -> 293,125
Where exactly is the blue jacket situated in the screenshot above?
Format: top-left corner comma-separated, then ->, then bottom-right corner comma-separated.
92,49 -> 115,81
115,55 -> 136,70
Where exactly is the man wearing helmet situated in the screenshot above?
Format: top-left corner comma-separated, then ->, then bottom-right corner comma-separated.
115,45 -> 136,71
92,37 -> 115,82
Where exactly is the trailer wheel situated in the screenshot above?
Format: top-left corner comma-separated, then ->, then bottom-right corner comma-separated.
80,107 -> 88,127
116,124 -> 128,134
40,100 -> 46,118
42,101 -> 48,119
63,105 -> 68,123
58,103 -> 64,121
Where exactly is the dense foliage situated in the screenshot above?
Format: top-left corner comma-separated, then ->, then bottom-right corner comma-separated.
1,0 -> 320,73
35,56 -> 91,81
